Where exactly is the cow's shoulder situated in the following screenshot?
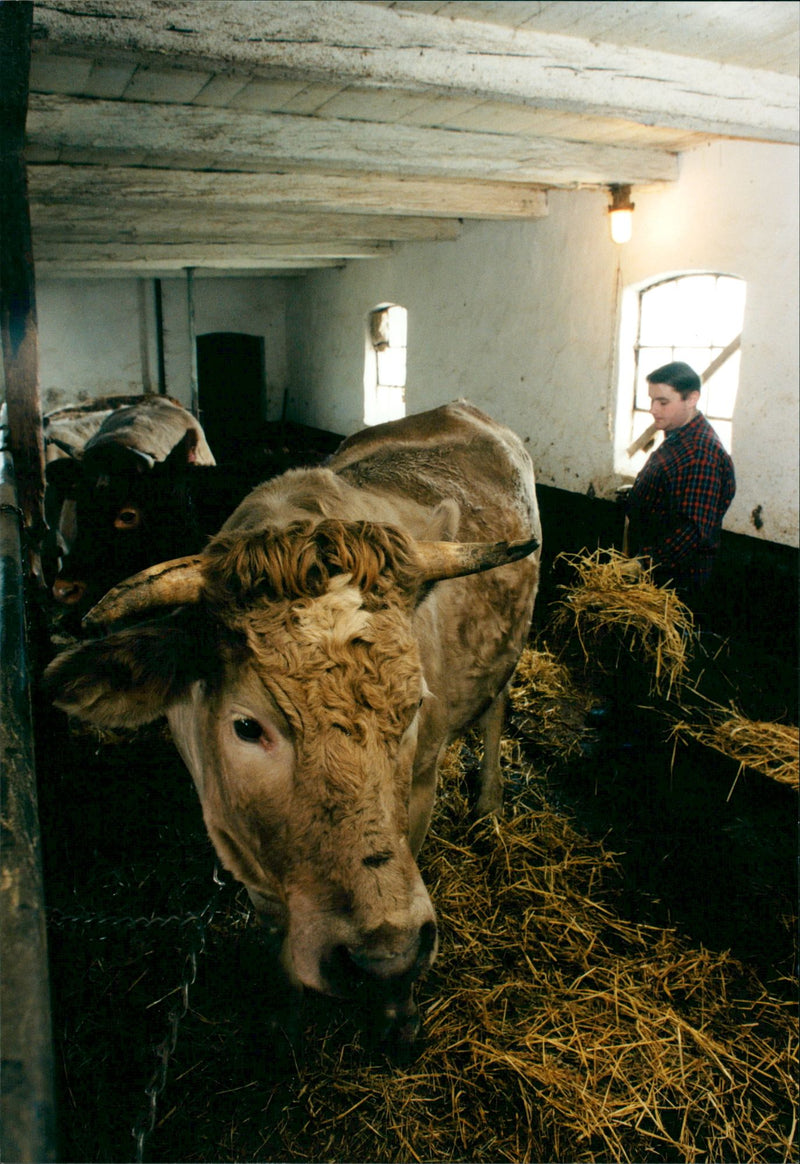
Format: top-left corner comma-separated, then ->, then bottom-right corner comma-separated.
329,402 -> 535,542
327,400 -> 487,470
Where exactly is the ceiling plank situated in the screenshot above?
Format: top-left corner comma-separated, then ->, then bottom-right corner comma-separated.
32,240 -> 392,270
30,205 -> 464,243
31,0 -> 798,143
26,94 -> 679,187
26,165 -> 550,220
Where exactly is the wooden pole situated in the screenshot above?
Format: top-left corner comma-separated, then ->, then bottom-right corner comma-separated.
186,267 -> 200,418
0,444 -> 57,1164
0,0 -> 46,573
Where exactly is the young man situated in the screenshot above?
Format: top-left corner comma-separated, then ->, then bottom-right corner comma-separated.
626,361 -> 736,612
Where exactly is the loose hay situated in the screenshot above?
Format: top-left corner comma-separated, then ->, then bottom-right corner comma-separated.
508,646 -> 600,760
551,549 -> 695,696
44,736 -> 797,1164
222,746 -> 796,1164
672,708 -> 799,791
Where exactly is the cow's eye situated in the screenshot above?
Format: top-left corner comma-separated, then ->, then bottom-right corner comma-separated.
114,506 -> 141,530
234,717 -> 264,743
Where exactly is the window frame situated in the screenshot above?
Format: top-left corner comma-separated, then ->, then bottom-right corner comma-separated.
363,303 -> 407,426
616,271 -> 745,474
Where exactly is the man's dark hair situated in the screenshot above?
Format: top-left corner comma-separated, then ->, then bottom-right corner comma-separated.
646,361 -> 702,399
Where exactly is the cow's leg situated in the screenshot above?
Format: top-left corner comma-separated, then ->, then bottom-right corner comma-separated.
407,743 -> 444,856
475,687 -> 508,817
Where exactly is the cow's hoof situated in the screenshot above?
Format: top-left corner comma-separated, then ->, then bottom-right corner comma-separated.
474,793 -> 504,820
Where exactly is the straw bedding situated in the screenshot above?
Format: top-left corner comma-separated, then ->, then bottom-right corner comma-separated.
155,746 -> 794,1164
40,705 -> 797,1161
48,732 -> 793,1164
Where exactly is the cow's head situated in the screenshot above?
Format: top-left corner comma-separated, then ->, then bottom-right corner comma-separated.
45,430 -> 203,613
44,519 -> 537,1028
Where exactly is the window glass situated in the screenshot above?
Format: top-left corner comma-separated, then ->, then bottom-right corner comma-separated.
628,273 -> 745,458
364,304 -> 407,425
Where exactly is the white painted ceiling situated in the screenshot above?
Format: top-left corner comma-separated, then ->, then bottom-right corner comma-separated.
25,0 -> 800,277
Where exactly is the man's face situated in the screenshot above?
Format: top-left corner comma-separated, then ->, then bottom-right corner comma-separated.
648,382 -> 700,433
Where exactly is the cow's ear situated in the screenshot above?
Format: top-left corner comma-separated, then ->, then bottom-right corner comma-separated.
42,619 -> 203,729
46,457 -> 80,496
420,498 -> 460,542
165,429 -> 200,469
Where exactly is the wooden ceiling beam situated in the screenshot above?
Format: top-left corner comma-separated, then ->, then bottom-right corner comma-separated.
30,204 -> 463,244
26,165 -> 550,221
26,94 -> 679,187
31,0 -> 798,143
32,240 -> 392,270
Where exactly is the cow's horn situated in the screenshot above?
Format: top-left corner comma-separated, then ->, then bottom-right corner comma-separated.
414,535 -> 539,585
46,435 -> 81,458
82,555 -> 205,628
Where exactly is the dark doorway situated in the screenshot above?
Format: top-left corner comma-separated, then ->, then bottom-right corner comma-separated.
197,332 -> 266,461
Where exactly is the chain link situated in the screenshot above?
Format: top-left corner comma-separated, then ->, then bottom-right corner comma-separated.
130,864 -> 227,1164
47,906 -> 209,934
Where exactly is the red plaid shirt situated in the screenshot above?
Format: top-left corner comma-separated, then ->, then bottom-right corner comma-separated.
626,412 -> 735,594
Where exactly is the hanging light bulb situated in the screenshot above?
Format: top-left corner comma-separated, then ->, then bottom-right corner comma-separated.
608,184 -> 635,244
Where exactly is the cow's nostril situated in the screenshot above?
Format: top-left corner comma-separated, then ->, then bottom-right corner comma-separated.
52,579 -> 87,606
362,850 -> 393,868
418,919 -> 437,966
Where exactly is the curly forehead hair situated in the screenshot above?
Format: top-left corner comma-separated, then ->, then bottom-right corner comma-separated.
201,518 -> 420,608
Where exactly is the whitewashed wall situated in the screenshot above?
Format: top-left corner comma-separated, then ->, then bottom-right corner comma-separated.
286,140 -> 798,548
36,279 -> 155,408
35,275 -> 291,420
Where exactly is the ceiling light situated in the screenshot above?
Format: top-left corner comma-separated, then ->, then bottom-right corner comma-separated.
608,185 -> 635,244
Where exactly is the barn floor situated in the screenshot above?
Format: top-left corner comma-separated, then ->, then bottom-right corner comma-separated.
30,476 -> 798,1164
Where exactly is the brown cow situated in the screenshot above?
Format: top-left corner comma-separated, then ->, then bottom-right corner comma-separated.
45,395 -> 215,607
44,401 -> 540,1048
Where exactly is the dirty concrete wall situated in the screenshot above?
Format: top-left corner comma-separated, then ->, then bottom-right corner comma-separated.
32,275 -> 291,422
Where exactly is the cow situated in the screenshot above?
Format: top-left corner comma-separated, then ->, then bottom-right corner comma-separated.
42,394 -> 174,581
43,401 -> 541,1050
45,395 -> 216,610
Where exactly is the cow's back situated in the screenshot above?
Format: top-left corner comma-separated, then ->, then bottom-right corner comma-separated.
44,394 -> 159,462
85,397 -> 216,465
329,400 -> 537,545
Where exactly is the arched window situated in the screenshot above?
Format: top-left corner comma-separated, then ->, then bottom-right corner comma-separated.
364,303 -> 407,426
618,273 -> 745,470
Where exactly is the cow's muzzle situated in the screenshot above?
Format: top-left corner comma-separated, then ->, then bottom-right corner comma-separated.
351,917 -> 438,979
323,918 -> 438,996
325,920 -> 437,1056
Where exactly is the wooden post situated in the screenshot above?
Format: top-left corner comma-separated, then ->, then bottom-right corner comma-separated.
0,445 -> 57,1164
186,266 -> 200,418
0,1 -> 46,572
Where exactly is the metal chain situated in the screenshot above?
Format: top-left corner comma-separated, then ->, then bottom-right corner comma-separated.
131,864 -> 227,1164
47,906 -> 210,934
